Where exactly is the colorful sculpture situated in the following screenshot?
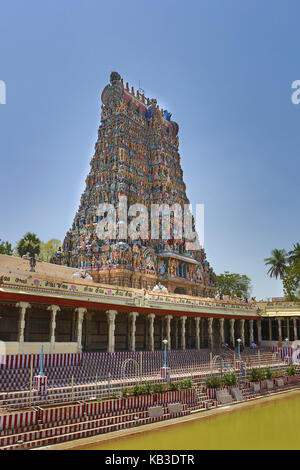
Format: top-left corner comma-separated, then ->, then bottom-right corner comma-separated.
53,72 -> 216,296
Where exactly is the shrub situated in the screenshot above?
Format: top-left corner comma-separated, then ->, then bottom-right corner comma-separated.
206,375 -> 222,389
286,365 -> 297,376
133,385 -> 142,397
168,382 -> 179,391
153,383 -> 165,394
122,387 -> 129,398
177,381 -> 184,390
222,371 -> 238,386
272,369 -> 281,378
182,378 -> 192,389
248,368 -> 265,382
264,367 -> 273,379
144,382 -> 153,395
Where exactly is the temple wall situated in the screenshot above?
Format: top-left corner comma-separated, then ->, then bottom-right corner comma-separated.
115,312 -> 128,351
55,309 -> 73,342
25,307 -> 50,342
3,342 -> 78,354
0,305 -> 18,341
135,314 -> 146,351
84,311 -> 108,352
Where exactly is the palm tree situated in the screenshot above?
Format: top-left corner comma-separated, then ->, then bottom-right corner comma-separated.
264,249 -> 287,279
288,243 -> 300,265
17,232 -> 41,258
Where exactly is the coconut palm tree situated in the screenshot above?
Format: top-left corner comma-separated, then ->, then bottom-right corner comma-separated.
17,232 -> 41,258
264,249 -> 287,279
288,243 -> 300,265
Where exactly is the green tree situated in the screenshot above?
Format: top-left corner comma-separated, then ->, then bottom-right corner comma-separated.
40,239 -> 61,262
16,232 -> 41,258
0,239 -> 13,255
264,249 -> 287,279
282,259 -> 300,300
216,271 -> 252,299
288,243 -> 300,265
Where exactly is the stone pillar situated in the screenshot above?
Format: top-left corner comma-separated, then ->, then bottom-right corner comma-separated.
181,316 -> 187,350
219,318 -> 225,345
175,318 -> 179,349
293,318 -> 298,341
106,310 -> 117,353
47,305 -> 60,354
230,318 -> 235,346
268,318 -> 272,341
240,319 -> 245,345
16,302 -> 31,354
208,317 -> 213,350
129,312 -> 139,352
195,317 -> 200,349
257,319 -> 262,343
286,318 -> 290,340
148,314 -> 155,352
165,315 -> 172,350
249,320 -> 254,344
277,318 -> 282,345
75,308 -> 87,353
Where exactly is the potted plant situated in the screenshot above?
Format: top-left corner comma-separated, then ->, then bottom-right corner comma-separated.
205,375 -> 222,398
248,368 -> 265,391
286,365 -> 298,384
222,371 -> 238,390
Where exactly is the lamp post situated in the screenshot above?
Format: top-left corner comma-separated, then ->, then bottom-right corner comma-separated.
39,344 -> 44,377
22,252 -> 41,272
162,339 -> 168,368
237,338 -> 241,362
285,338 -> 289,361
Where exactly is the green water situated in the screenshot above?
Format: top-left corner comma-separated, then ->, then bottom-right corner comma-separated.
89,393 -> 300,450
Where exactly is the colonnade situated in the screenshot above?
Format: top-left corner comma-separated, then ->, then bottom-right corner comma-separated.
12,302 -> 261,353
265,317 -> 300,343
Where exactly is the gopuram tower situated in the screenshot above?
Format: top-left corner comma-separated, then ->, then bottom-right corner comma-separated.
55,72 -> 216,297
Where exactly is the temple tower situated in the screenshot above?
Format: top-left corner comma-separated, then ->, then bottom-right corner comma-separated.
55,72 -> 216,297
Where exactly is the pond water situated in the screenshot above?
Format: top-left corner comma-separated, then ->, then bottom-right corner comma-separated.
87,392 -> 300,450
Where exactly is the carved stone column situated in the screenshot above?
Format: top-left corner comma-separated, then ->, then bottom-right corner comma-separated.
208,317 -> 213,350
219,318 -> 225,345
230,318 -> 235,346
249,320 -> 254,344
106,310 -> 118,353
293,317 -> 298,341
16,302 -> 31,354
75,307 -> 87,353
129,312 -> 139,352
181,316 -> 187,350
175,318 -> 179,349
148,314 -> 155,352
47,305 -> 60,354
277,318 -> 282,345
240,319 -> 245,345
268,318 -> 272,341
195,317 -> 200,349
165,315 -> 172,350
257,319 -> 262,343
286,318 -> 290,340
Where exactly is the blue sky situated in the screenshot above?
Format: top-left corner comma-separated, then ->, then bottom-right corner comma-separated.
0,0 -> 299,299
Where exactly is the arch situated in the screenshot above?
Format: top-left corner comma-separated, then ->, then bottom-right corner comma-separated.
120,358 -> 140,379
174,287 -> 187,295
